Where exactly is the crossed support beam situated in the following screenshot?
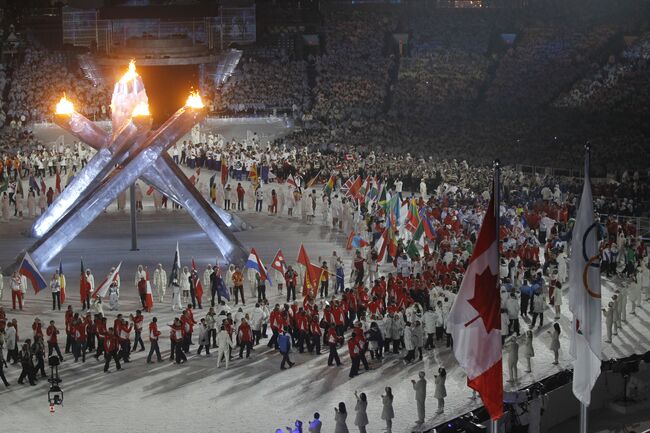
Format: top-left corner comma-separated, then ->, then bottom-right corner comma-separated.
23,106 -> 248,270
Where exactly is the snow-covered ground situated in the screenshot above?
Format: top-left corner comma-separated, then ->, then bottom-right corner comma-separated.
0,199 -> 645,433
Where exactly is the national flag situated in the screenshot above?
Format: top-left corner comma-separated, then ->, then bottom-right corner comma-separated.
92,262 -> 122,299
169,242 -> 181,286
412,220 -> 425,246
423,217 -> 437,241
246,248 -> 272,284
145,268 -> 154,311
216,275 -> 230,301
249,163 -> 258,185
271,249 -> 287,274
347,176 -> 363,200
146,185 -> 155,196
346,231 -> 356,250
375,229 -> 388,262
80,258 -> 87,304
58,260 -> 66,304
302,261 -> 323,299
405,199 -> 421,232
352,234 -> 369,249
18,252 -> 47,294
220,160 -> 229,185
405,240 -> 420,260
323,175 -> 336,196
339,176 -> 354,196
40,178 -> 46,196
306,170 -> 321,188
568,154 -> 602,406
29,175 -> 40,194
209,173 -> 216,188
195,167 -> 201,177
447,197 -> 502,421
55,173 -> 61,193
386,195 -> 400,229
286,174 -> 297,189
378,183 -> 388,208
189,259 -> 203,305
297,244 -> 320,293
387,227 -> 398,258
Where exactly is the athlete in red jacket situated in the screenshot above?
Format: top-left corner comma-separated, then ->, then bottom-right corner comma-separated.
146,317 -> 162,363
103,330 -> 121,372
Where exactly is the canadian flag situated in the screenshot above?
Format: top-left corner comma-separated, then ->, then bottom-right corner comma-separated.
447,197 -> 502,420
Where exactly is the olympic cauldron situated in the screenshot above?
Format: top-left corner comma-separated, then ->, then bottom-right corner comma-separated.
23,61 -> 248,269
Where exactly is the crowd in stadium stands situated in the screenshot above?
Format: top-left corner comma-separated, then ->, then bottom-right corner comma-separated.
311,11 -> 396,122
485,24 -> 618,107
215,47 -> 309,114
5,47 -> 112,124
1,6 -> 650,177
555,32 -> 650,113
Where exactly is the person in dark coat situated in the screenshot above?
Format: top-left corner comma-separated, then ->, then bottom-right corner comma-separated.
278,328 -> 294,370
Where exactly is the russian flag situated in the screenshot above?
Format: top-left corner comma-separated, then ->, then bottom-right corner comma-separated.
19,252 -> 47,294
351,234 -> 369,249
246,248 -> 272,285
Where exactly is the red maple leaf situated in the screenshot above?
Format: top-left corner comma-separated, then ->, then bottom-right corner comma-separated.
465,266 -> 500,334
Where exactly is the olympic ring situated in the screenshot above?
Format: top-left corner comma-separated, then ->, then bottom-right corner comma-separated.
582,254 -> 601,299
582,222 -> 601,269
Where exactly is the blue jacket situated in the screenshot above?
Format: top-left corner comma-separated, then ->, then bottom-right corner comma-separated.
278,333 -> 291,353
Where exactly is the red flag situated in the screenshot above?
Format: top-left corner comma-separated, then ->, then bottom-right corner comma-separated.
55,173 -> 61,193
220,160 -> 229,185
271,249 -> 287,274
196,167 -> 201,177
348,176 -> 362,200
345,231 -> 355,250
191,258 -> 203,304
80,258 -> 87,306
303,262 -> 322,299
146,185 -> 155,196
296,244 -> 310,268
145,269 -> 154,312
249,163 -> 258,184
447,197 -> 502,420
297,244 -> 320,292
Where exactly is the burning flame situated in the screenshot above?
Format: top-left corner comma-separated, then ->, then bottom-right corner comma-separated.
55,94 -> 74,115
119,60 -> 138,83
185,91 -> 204,109
132,103 -> 150,117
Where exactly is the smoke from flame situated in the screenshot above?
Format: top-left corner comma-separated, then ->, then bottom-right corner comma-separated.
55,95 -> 74,115
185,91 -> 204,109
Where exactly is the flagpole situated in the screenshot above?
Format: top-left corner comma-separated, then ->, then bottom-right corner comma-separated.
579,142 -> 591,433
493,159 -> 501,433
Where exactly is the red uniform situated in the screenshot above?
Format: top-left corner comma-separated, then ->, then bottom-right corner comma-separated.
46,325 -> 59,344
149,322 -> 161,341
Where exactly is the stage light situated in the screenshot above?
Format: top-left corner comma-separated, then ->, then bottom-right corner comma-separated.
55,95 -> 74,115
186,91 -> 204,109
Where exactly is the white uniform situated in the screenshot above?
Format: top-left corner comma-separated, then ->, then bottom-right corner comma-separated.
153,267 -> 167,302
215,330 -> 235,368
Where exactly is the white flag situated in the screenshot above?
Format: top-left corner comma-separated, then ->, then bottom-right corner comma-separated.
568,158 -> 602,406
93,262 -> 122,299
